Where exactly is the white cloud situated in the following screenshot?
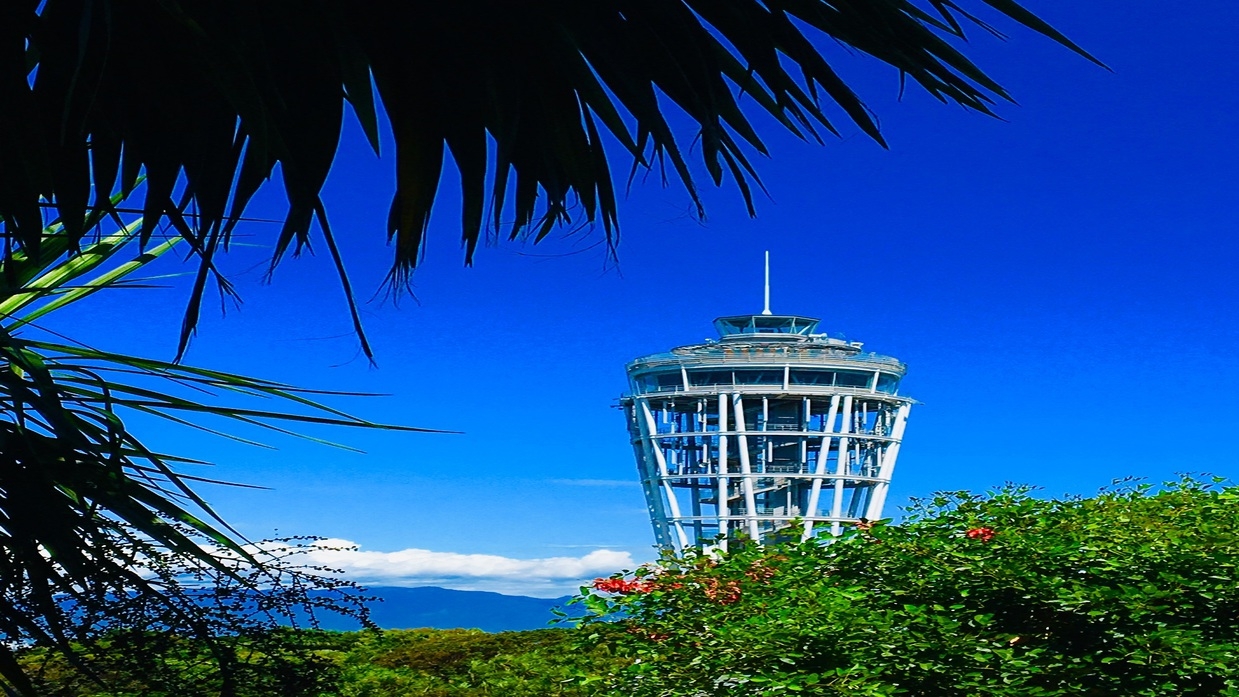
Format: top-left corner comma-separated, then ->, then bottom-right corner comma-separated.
299,539 -> 638,598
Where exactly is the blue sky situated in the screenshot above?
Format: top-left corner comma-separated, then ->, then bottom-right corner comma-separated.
38,1 -> 1239,595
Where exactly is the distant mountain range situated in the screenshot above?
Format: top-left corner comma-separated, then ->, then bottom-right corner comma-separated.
306,586 -> 582,633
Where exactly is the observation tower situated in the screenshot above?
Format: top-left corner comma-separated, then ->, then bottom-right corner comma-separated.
620,255 -> 913,552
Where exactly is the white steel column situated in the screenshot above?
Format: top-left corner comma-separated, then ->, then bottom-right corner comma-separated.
632,400 -> 673,549
717,393 -> 730,551
830,395 -> 855,536
691,400 -> 704,541
731,393 -> 761,540
640,400 -> 691,550
800,397 -> 810,475
802,394 -> 840,540
762,396 -> 770,463
865,402 -> 911,521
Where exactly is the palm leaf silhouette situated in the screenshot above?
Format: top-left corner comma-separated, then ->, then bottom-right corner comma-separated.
0,1 -> 1100,355
0,213 -> 421,694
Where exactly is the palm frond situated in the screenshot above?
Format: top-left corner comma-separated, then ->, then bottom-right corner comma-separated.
0,1 -> 1099,353
0,213 -> 418,694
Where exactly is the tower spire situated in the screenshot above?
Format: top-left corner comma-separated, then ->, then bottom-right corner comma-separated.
762,251 -> 772,315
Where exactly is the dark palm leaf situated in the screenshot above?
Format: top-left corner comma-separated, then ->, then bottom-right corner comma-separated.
0,1 -> 1099,354
0,217 -> 423,694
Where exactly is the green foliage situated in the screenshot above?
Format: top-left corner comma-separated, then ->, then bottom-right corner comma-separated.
0,209 -> 406,694
20,629 -> 345,697
7,534 -> 378,696
580,477 -> 1239,696
20,627 -> 625,697
25,482 -> 1239,697
336,627 -> 622,696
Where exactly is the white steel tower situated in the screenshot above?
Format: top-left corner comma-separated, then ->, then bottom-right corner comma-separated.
620,260 -> 912,551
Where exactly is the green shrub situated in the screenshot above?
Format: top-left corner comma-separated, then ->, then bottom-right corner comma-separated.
580,477 -> 1239,696
19,626 -> 621,696
18,629 -> 348,696
335,627 -> 620,696
27,477 -> 1239,696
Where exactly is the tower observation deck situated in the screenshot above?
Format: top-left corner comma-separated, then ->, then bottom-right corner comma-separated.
621,295 -> 913,552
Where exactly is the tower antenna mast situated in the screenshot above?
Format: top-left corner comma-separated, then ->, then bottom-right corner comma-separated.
762,251 -> 772,316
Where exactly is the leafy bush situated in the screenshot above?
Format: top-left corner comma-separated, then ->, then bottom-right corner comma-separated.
337,627 -> 621,696
25,477 -> 1239,696
579,477 -> 1239,696
20,627 -> 623,696
19,629 -> 349,697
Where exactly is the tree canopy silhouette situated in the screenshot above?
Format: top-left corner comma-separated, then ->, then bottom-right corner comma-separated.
0,1 -> 1098,356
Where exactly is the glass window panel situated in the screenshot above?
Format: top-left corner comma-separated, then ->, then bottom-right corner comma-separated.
656,373 -> 683,388
688,370 -> 734,386
734,370 -> 783,385
790,370 -> 835,385
876,373 -> 900,394
835,371 -> 871,388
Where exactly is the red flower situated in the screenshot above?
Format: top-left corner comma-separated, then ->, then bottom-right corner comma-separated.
744,560 -> 777,582
592,577 -> 624,593
966,527 -> 996,542
592,577 -> 652,594
701,577 -> 742,605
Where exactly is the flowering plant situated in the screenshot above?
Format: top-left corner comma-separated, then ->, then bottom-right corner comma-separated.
965,526 -> 996,542
591,577 -> 651,595
577,477 -> 1239,696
